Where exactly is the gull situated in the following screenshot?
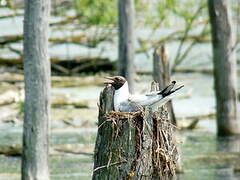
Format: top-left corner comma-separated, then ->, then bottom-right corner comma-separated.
104,76 -> 184,112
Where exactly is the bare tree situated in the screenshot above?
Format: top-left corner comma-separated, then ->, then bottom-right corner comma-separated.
208,0 -> 240,135
21,0 -> 51,179
118,0 -> 135,93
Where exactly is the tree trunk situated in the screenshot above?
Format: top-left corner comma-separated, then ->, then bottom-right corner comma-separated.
93,84 -> 178,179
208,0 -> 240,135
118,0 -> 135,93
153,45 -> 177,125
21,0 -> 51,179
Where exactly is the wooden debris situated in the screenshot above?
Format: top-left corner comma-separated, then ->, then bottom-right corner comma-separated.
0,145 -> 21,156
54,144 -> 94,156
51,96 -> 88,108
0,57 -> 115,75
0,90 -> 20,106
0,73 -> 105,87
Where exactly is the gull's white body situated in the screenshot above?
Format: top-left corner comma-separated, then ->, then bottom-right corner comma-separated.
114,81 -> 175,112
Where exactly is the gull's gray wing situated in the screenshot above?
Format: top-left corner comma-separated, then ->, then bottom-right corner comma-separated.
146,91 -> 160,96
119,100 -> 143,112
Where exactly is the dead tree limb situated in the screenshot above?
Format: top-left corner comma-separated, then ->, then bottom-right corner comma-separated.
0,57 -> 115,75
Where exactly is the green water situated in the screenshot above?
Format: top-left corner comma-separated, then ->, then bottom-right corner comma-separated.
1,125 -> 240,180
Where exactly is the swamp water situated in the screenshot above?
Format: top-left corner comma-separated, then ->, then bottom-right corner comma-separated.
0,73 -> 240,180
1,122 -> 240,180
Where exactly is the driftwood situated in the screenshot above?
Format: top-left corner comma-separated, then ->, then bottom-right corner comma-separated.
53,144 -> 94,156
93,84 -> 178,179
137,68 -> 216,75
0,145 -> 22,156
0,73 -> 105,87
0,89 -> 88,108
50,57 -> 115,74
0,90 -> 20,106
51,96 -> 88,108
0,57 -> 115,75
0,35 -> 22,45
0,32 -> 111,47
0,144 -> 93,157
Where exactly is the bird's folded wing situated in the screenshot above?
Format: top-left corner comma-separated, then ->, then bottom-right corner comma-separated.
145,91 -> 160,96
129,94 -> 160,107
126,100 -> 143,112
128,94 -> 147,102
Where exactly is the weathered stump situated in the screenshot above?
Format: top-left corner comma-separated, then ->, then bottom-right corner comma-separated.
153,45 -> 176,125
93,85 -> 178,179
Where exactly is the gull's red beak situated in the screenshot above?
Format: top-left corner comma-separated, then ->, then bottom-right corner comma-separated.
104,76 -> 115,85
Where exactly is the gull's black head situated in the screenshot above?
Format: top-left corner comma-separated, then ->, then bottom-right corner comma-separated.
104,76 -> 127,90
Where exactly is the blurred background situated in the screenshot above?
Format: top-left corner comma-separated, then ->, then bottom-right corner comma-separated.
0,0 -> 240,179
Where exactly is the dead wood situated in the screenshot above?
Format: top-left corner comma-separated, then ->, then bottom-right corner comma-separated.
0,73 -> 105,87
93,85 -> 178,179
137,68 -> 215,75
0,33 -> 111,48
0,12 -> 23,19
0,145 -> 21,156
0,56 -> 115,75
153,45 -> 176,125
0,35 -> 22,45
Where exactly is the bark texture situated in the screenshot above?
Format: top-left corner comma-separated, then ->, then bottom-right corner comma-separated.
21,0 -> 51,179
208,0 -> 240,135
153,45 -> 176,125
118,0 -> 135,93
93,85 -> 178,179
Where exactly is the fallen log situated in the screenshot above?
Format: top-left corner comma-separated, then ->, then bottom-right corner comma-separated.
0,88 -> 88,108
54,144 -> 94,156
0,144 -> 93,157
0,33 -> 112,48
51,57 -> 115,74
51,96 -> 88,108
137,68 -> 214,75
0,73 -> 106,87
0,35 -> 22,45
0,12 -> 23,19
93,84 -> 178,179
0,145 -> 21,156
0,56 -> 116,75
0,90 -> 20,106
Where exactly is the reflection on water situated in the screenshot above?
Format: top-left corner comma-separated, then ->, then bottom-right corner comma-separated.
1,124 -> 240,179
217,136 -> 240,153
179,128 -> 240,180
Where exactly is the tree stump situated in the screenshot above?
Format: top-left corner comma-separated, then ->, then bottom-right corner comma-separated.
93,85 -> 178,179
153,45 -> 176,125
